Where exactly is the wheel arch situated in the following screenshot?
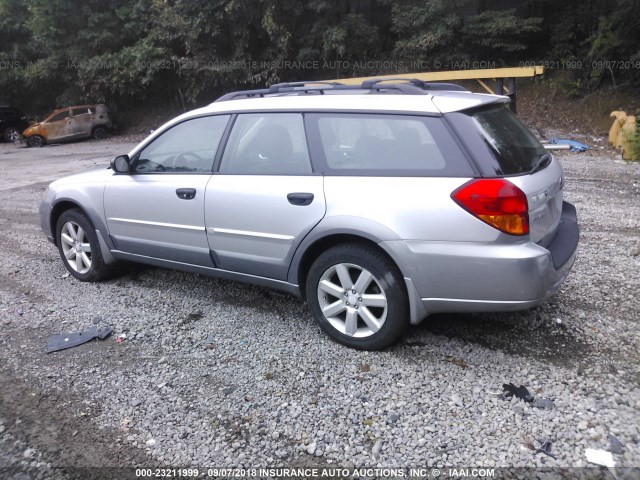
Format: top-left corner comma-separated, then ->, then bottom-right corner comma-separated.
50,200 -> 84,245
292,232 -> 405,300
50,198 -> 110,248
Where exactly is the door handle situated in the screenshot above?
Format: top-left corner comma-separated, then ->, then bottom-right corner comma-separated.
287,192 -> 314,206
176,188 -> 196,200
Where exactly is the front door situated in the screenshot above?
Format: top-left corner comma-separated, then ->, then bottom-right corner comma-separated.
45,109 -> 73,141
205,113 -> 326,280
104,114 -> 231,266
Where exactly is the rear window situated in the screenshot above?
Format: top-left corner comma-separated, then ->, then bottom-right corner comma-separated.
464,106 -> 546,175
306,113 -> 473,176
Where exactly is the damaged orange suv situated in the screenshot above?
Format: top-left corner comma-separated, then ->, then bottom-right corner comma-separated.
23,104 -> 112,147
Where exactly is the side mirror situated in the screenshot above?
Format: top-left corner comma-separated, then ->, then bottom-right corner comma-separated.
111,154 -> 130,174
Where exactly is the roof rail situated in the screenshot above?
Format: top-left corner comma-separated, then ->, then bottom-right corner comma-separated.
362,77 -> 467,92
214,78 -> 467,102
215,81 -> 350,102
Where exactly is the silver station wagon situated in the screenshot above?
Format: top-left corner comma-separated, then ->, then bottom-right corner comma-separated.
40,79 -> 579,350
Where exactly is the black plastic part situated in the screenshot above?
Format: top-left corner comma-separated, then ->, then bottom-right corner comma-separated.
546,202 -> 579,269
47,325 -> 113,353
287,192 -> 314,206
502,383 -> 534,403
215,78 -> 467,102
176,188 -> 196,200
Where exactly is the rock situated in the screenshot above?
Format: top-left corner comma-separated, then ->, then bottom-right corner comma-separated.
578,420 -> 589,431
306,442 -> 316,455
512,405 -> 525,415
131,398 -> 142,407
222,387 -> 235,395
23,448 -> 36,458
451,393 -> 463,407
608,434 -> 624,455
532,398 -> 555,410
146,438 -> 156,446
372,439 -> 382,457
389,413 -> 400,424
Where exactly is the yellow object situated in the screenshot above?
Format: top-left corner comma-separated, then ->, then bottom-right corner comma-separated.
327,66 -> 545,85
609,111 -> 627,147
620,116 -> 637,161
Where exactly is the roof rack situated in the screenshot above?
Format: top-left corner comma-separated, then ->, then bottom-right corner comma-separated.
214,78 -> 467,102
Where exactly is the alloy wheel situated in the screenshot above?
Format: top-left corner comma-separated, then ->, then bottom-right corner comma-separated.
317,263 -> 388,338
59,221 -> 92,274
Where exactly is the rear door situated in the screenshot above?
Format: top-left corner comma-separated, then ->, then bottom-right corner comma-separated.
44,110 -> 73,141
70,107 -> 93,138
104,115 -> 231,266
205,113 -> 325,280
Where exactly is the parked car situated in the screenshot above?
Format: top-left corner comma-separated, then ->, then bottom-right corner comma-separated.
0,105 -> 29,142
39,80 -> 579,350
23,104 -> 112,147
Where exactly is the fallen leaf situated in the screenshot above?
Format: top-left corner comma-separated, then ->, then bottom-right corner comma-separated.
445,356 -> 468,368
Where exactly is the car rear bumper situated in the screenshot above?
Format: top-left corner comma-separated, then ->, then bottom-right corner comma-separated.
382,201 -> 579,324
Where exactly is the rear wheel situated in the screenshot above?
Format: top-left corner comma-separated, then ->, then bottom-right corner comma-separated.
27,135 -> 44,147
3,127 -> 20,142
55,209 -> 114,282
306,244 -> 408,350
93,126 -> 108,140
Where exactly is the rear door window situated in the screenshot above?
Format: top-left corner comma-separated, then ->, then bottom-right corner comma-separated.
306,113 -> 473,176
219,113 -> 312,175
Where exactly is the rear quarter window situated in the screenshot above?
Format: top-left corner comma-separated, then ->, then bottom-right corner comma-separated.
448,105 -> 547,176
305,113 -> 474,176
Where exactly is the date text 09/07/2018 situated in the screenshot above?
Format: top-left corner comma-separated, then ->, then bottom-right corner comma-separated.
134,467 -> 496,478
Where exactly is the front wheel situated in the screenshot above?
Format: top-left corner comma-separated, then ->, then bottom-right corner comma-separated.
27,135 -> 44,147
306,244 -> 408,350
55,209 -> 114,281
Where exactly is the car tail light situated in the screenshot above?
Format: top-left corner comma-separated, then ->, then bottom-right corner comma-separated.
451,179 -> 529,235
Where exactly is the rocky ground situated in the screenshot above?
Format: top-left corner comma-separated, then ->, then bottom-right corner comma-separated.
0,137 -> 638,479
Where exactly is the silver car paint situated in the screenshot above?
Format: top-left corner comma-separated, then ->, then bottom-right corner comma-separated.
104,173 -> 213,266
40,91 -> 576,327
509,157 -> 564,246
205,175 -> 325,279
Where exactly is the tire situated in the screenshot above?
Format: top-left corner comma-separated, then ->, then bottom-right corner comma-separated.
305,243 -> 408,350
27,135 -> 44,147
3,127 -> 20,142
55,209 -> 115,282
93,126 -> 108,140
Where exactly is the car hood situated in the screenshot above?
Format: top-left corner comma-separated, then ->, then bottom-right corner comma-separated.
50,165 -> 113,186
23,123 -> 42,134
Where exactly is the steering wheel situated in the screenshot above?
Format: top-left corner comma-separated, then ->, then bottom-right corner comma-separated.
175,152 -> 204,169
135,159 -> 165,172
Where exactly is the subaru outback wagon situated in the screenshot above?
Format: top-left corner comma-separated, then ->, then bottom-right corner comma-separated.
40,79 -> 579,350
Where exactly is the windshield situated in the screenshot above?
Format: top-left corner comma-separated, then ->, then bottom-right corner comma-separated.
466,106 -> 546,175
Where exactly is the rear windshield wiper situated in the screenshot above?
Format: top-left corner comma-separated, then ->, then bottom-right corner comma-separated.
530,153 -> 551,174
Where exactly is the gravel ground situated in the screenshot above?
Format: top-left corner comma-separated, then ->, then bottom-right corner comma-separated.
0,138 -> 638,478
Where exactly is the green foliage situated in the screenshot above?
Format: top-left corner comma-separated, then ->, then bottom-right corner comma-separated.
463,10 -> 542,54
632,114 -> 640,162
0,0 -> 638,113
388,0 -> 466,63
